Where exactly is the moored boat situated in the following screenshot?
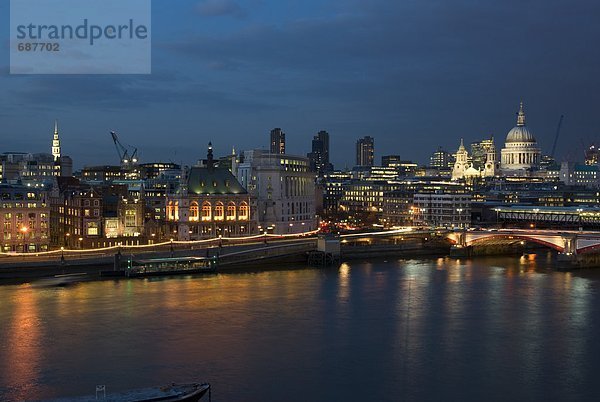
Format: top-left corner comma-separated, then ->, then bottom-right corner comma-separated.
124,256 -> 218,278
31,273 -> 87,288
42,382 -> 211,402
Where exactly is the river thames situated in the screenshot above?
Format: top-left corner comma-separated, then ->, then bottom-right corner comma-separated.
1,255 -> 599,401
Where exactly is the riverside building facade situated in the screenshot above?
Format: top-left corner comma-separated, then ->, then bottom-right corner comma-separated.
237,150 -> 317,234
166,144 -> 255,240
0,184 -> 50,252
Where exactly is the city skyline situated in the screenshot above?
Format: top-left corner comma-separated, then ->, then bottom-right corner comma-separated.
1,0 -> 600,167
3,2 -> 600,401
1,101 -> 591,171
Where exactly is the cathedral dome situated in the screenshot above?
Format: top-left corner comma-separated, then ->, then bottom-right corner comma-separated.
505,102 -> 536,143
506,126 -> 535,143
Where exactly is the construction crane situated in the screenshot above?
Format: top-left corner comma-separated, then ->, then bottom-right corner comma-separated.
550,115 -> 564,158
110,131 -> 138,168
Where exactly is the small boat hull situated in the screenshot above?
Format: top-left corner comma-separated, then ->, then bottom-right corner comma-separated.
42,382 -> 211,401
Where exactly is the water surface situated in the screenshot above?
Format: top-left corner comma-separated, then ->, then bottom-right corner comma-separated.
1,255 -> 599,401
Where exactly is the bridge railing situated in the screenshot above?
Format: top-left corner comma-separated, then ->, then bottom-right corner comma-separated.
218,241 -> 317,266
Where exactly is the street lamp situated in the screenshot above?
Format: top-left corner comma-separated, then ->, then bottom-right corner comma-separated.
20,226 -> 29,253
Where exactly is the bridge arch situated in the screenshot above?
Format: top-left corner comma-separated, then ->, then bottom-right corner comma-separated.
467,233 -> 564,252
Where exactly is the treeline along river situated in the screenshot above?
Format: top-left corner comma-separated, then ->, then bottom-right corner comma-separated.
1,254 -> 600,401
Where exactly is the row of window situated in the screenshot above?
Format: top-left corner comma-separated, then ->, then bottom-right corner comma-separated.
167,201 -> 250,222
1,203 -> 46,208
3,212 -> 48,220
2,231 -> 48,240
1,192 -> 40,200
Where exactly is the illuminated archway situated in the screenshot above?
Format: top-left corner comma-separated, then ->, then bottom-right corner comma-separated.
239,202 -> 249,220
189,202 -> 199,222
201,202 -> 212,221
215,202 -> 224,221
227,202 -> 236,221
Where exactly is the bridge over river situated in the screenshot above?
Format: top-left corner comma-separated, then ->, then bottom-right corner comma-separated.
3,228 -> 600,279
446,229 -> 600,255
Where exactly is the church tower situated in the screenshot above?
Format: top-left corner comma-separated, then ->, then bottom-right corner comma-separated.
452,139 -> 470,180
484,137 -> 500,177
51,120 -> 61,161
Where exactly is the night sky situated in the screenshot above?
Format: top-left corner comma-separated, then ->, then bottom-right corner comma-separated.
1,0 -> 599,169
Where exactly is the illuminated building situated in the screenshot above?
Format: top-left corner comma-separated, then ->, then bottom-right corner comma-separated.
80,165 -> 141,182
452,138 -> 498,180
429,147 -> 455,171
413,187 -> 471,228
500,102 -> 541,174
237,149 -> 316,234
0,184 -> 50,252
51,120 -> 61,161
395,160 -> 418,177
0,123 -> 72,184
382,155 -> 401,167
167,143 -> 255,240
139,162 -> 181,179
560,162 -> 599,188
470,136 -> 495,169
101,184 -> 146,242
382,190 -> 414,227
49,177 -> 103,249
585,144 -> 599,166
452,139 -> 471,180
339,181 -> 402,224
322,171 -> 352,214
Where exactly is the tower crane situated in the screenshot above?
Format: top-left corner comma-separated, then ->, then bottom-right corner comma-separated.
110,131 -> 138,168
550,115 -> 564,159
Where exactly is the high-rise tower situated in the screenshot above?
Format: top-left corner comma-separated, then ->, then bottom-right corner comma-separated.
52,120 -> 61,161
356,136 -> 374,167
270,128 -> 286,154
307,130 -> 332,175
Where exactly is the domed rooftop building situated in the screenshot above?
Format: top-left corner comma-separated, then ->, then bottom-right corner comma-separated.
500,102 -> 541,174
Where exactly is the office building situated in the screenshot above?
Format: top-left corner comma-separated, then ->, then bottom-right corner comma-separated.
356,136 -> 374,167
0,184 -> 50,252
429,147 -> 455,170
238,149 -> 316,234
307,130 -> 333,175
270,128 -> 286,154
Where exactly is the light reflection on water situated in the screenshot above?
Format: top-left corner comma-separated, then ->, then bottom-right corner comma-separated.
0,256 -> 599,402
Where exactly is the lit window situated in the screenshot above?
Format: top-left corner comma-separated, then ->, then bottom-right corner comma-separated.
227,202 -> 236,221
239,202 -> 249,220
215,202 -> 224,220
87,222 -> 99,236
190,202 -> 199,222
201,202 -> 212,221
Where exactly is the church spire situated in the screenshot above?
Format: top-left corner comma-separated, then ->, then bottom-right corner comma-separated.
517,101 -> 526,127
52,119 -> 61,161
207,142 -> 214,168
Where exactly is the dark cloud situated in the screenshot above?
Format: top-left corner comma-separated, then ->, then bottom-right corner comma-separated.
195,0 -> 246,18
6,70 -> 278,113
162,0 -> 600,163
2,0 -> 600,167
